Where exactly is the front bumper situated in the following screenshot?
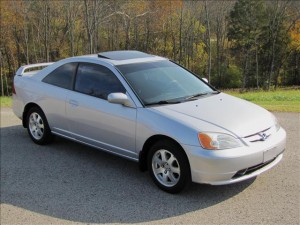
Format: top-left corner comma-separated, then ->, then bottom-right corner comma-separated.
183,127 -> 286,185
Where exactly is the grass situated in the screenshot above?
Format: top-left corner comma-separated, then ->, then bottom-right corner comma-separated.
224,89 -> 300,113
0,96 -> 12,108
1,89 -> 299,112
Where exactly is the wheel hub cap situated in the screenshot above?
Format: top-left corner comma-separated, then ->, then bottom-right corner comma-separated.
152,149 -> 180,187
29,112 -> 44,140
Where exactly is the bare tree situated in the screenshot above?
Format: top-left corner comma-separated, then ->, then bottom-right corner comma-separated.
204,1 -> 211,83
213,1 -> 234,87
64,1 -> 82,56
266,0 -> 290,90
0,50 -> 4,96
42,1 -> 51,62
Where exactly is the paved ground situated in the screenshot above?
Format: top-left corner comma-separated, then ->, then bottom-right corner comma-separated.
0,107 -> 299,225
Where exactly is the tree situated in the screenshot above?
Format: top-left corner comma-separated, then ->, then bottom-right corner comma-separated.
204,1 -> 211,83
228,0 -> 267,89
208,1 -> 234,87
0,0 -> 299,96
63,1 -> 82,56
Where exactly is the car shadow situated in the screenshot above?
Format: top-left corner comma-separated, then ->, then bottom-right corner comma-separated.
1,125 -> 255,223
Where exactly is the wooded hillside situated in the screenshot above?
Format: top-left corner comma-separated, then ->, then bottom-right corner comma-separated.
1,0 -> 299,96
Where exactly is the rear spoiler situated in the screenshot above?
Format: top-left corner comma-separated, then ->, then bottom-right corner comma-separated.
16,62 -> 54,76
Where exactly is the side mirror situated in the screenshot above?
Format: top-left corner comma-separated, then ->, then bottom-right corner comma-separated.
202,78 -> 208,83
107,93 -> 134,108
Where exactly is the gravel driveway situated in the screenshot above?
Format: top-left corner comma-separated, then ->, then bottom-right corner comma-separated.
1,108 -> 299,225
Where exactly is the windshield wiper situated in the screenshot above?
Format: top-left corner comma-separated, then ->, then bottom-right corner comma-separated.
184,92 -> 208,100
145,100 -> 181,106
184,91 -> 220,101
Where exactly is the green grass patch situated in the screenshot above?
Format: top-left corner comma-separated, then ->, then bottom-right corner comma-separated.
224,89 -> 300,112
0,96 -> 12,108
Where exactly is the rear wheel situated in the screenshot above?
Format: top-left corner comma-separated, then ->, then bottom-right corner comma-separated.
26,107 -> 53,145
147,140 -> 191,193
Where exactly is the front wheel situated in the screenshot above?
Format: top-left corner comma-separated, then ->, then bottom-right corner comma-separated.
147,140 -> 191,193
26,107 -> 53,145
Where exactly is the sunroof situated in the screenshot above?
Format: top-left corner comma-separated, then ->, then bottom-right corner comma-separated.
98,50 -> 152,60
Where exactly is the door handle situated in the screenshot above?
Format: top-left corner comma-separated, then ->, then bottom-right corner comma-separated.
69,99 -> 79,107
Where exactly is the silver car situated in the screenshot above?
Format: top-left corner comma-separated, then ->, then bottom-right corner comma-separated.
13,51 -> 286,193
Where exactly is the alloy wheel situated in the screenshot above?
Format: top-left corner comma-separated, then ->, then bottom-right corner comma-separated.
28,112 -> 44,140
151,149 -> 181,187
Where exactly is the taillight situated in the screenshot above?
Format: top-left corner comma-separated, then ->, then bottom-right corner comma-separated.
12,82 -> 16,94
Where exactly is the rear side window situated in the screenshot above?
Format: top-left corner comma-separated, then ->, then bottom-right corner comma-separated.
42,63 -> 78,89
75,63 -> 125,100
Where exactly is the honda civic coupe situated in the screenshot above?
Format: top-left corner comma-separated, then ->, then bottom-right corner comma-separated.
13,51 -> 286,193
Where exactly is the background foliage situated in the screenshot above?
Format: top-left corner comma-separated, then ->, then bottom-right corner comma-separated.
0,0 -> 299,96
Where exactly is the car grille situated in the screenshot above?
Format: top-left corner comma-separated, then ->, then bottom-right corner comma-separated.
243,127 -> 273,143
232,157 -> 277,179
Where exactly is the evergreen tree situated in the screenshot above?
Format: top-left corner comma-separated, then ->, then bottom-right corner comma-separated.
228,0 -> 267,88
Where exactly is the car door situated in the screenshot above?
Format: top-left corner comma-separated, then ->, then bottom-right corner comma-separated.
66,62 -> 137,160
40,62 -> 78,136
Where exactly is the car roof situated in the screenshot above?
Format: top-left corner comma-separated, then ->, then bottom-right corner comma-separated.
72,50 -> 167,66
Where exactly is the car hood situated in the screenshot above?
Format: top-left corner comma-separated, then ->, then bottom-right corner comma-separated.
152,93 -> 274,137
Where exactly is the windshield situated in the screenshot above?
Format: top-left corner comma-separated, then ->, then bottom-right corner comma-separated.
117,60 -> 215,105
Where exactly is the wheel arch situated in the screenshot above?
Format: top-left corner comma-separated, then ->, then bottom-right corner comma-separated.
22,103 -> 43,128
138,134 -> 190,172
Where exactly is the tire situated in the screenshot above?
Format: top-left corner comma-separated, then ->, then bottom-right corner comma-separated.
26,107 -> 53,145
147,140 -> 191,193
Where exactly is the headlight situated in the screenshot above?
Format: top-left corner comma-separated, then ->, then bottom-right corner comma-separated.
198,132 -> 243,150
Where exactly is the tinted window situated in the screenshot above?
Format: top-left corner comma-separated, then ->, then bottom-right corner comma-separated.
42,63 -> 77,89
75,63 -> 125,100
